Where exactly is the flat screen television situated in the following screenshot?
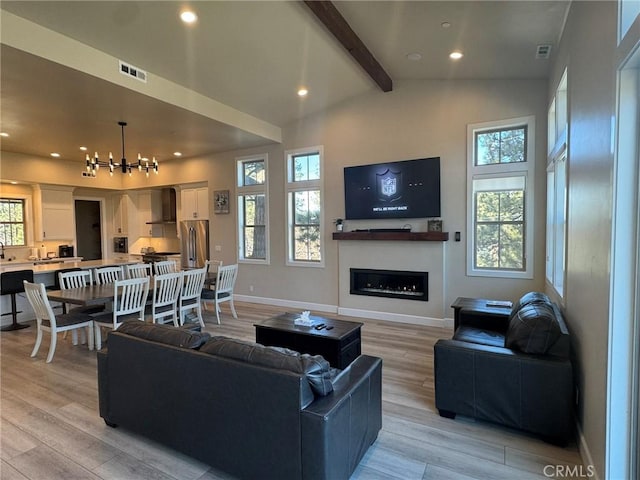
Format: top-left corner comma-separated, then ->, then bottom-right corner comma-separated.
344,157 -> 441,220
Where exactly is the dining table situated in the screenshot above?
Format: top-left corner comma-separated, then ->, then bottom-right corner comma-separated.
47,278 -> 156,307
47,284 -> 117,307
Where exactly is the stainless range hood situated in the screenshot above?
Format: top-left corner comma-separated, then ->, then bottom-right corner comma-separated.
145,188 -> 177,224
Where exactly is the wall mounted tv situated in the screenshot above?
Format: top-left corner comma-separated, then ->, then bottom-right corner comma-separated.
344,157 -> 441,220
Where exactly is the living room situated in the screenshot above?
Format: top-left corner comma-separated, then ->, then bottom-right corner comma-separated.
1,1 -> 640,479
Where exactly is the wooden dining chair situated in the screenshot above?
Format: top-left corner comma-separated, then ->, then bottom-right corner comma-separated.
201,264 -> 238,324
150,272 -> 183,326
23,280 -> 94,363
154,260 -> 179,275
178,267 -> 206,327
126,263 -> 152,279
95,266 -> 124,285
92,277 -> 150,350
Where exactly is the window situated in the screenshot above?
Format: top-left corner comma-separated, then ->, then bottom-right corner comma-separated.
286,147 -> 323,266
467,116 -> 535,278
0,198 -> 27,246
546,69 -> 568,297
236,155 -> 268,263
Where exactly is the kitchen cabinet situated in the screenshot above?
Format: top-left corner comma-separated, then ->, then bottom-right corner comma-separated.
33,186 -> 74,241
182,187 -> 209,220
137,191 -> 163,237
112,193 -> 130,235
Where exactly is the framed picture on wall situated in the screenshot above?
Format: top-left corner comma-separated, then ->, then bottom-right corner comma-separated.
214,190 -> 230,214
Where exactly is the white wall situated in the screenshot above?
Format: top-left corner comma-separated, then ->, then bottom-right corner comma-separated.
232,79 -> 548,318
546,1 -> 618,477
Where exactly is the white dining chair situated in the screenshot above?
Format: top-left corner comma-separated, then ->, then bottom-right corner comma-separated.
154,260 -> 179,276
23,280 -> 94,363
92,277 -> 150,350
201,264 -> 238,324
95,266 -> 124,285
178,267 -> 207,327
126,263 -> 152,279
58,269 -> 104,344
150,271 -> 183,326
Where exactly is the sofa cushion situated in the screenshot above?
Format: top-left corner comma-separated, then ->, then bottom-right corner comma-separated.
505,302 -> 561,354
200,336 -> 335,396
116,322 -> 211,349
454,326 -> 505,348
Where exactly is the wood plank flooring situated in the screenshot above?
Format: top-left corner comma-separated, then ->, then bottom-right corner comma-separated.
0,303 -> 585,479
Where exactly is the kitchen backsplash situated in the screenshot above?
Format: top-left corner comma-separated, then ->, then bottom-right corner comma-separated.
2,240 -> 73,261
130,237 -> 180,254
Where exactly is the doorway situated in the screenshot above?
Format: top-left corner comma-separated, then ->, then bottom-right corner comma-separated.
75,200 -> 102,260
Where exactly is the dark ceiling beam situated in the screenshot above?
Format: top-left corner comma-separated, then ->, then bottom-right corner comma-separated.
303,1 -> 393,92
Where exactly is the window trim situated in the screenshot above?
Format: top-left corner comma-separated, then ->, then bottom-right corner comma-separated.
466,116 -> 535,279
285,146 -> 324,268
236,154 -> 269,265
0,193 -> 33,248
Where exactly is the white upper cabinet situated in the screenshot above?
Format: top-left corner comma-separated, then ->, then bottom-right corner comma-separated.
182,187 -> 209,220
112,193 -> 130,235
33,186 -> 74,241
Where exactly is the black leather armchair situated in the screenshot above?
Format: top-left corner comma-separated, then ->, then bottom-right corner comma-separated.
434,292 -> 574,444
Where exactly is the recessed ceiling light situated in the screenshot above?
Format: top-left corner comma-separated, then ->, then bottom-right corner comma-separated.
406,52 -> 422,61
449,51 -> 464,60
173,152 -> 182,157
297,88 -> 308,97
180,10 -> 197,24
79,146 -> 88,151
50,152 -> 61,157
0,132 -> 9,137
441,22 -> 451,28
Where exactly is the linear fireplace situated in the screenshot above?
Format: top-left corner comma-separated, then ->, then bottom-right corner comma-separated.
350,268 -> 428,301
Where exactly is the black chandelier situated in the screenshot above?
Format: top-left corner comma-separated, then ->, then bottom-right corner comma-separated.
85,121 -> 159,177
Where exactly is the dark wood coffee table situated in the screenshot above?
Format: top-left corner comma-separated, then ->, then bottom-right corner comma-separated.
255,313 -> 363,369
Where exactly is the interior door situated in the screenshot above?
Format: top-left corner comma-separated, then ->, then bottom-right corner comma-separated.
75,200 -> 102,260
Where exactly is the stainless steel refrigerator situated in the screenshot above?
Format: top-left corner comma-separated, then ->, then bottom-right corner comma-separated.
180,220 -> 210,269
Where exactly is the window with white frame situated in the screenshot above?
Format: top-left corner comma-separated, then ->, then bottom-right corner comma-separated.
286,147 -> 323,266
0,197 -> 27,247
236,155 -> 269,263
467,116 -> 535,278
546,69 -> 568,296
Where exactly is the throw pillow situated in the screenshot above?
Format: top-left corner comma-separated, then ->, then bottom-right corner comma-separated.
505,302 -> 561,354
200,336 -> 335,396
116,322 -> 211,349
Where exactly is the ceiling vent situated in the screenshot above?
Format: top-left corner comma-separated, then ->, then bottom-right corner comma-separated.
119,60 -> 147,83
536,44 -> 552,59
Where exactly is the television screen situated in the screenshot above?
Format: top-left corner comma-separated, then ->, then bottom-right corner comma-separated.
344,157 -> 441,220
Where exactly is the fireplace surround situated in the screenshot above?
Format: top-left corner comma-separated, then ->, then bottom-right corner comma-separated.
350,268 -> 428,301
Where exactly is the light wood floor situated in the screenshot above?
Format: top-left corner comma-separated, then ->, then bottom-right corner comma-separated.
1,302 -> 585,480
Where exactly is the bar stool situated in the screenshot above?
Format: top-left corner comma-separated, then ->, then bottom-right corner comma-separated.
1,269 -> 34,331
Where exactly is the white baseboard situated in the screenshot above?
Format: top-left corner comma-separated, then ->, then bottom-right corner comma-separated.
576,420 -> 600,480
233,294 -> 338,314
234,294 -> 453,328
338,307 -> 450,328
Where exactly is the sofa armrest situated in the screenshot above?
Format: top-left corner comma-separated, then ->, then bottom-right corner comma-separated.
300,355 -> 382,480
458,308 -> 510,333
434,339 -> 574,443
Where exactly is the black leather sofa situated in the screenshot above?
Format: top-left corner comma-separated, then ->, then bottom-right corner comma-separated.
97,323 -> 382,480
434,292 -> 574,444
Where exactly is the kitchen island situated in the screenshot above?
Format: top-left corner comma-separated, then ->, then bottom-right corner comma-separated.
0,258 -> 142,327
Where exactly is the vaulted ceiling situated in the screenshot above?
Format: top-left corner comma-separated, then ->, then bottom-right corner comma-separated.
0,1 -> 569,166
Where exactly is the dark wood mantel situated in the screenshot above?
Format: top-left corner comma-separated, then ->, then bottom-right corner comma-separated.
332,231 -> 449,241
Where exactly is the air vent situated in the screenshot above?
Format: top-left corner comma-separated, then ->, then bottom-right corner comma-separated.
536,44 -> 552,59
119,60 -> 147,83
